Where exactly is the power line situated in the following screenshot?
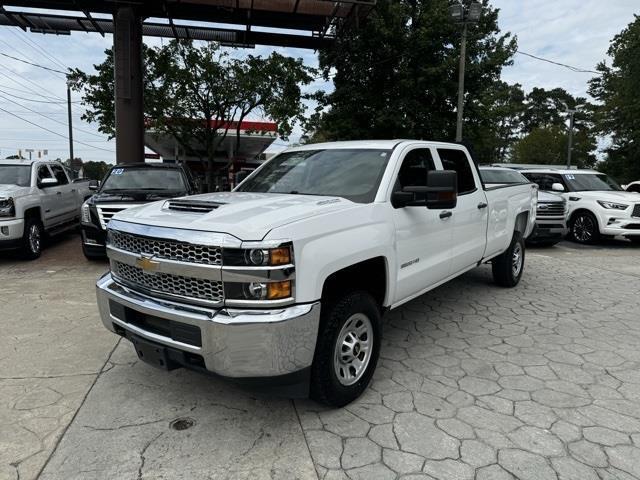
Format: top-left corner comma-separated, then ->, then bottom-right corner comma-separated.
515,50 -> 601,75
0,93 -> 106,139
0,106 -> 114,153
0,87 -> 78,104
0,83 -> 67,102
6,28 -> 69,71
0,65 -> 66,101
0,51 -> 68,76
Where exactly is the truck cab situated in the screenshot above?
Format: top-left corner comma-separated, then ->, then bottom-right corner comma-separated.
81,163 -> 196,259
96,140 -> 536,406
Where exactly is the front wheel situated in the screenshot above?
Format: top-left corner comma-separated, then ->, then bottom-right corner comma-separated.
570,212 -> 600,244
492,232 -> 525,288
21,217 -> 43,260
310,291 -> 381,407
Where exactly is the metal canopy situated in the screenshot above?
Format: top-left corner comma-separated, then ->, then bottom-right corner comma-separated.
0,0 -> 375,47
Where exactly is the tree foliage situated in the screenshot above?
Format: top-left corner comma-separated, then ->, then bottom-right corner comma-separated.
81,160 -> 111,181
69,40 -> 315,190
589,15 -> 640,183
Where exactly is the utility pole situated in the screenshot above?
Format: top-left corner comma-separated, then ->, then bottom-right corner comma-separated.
450,1 -> 482,143
67,80 -> 74,163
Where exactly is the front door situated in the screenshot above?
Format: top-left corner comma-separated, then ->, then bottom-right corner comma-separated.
392,147 -> 454,302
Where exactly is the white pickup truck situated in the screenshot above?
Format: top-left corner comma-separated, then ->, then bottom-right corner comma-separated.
0,159 -> 92,259
96,140 -> 537,406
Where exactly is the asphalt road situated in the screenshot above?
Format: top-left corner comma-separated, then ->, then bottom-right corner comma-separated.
2,233 -> 640,480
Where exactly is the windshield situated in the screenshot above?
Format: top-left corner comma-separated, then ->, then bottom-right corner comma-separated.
563,173 -> 622,192
101,168 -> 187,194
0,165 -> 31,187
480,169 -> 529,185
236,149 -> 392,203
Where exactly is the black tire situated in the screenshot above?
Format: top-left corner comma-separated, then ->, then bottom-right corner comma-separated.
569,211 -> 600,244
21,217 -> 43,260
492,232 -> 525,288
310,291 -> 382,407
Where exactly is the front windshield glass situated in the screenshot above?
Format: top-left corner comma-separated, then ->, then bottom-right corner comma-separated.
563,173 -> 622,192
0,165 -> 30,187
236,149 -> 392,203
480,169 -> 529,185
101,168 -> 187,194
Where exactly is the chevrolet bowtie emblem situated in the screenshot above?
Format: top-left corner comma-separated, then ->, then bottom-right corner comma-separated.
136,255 -> 160,272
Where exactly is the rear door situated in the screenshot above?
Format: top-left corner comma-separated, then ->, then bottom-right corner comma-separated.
49,164 -> 76,222
391,146 -> 454,302
37,164 -> 63,227
435,147 -> 488,275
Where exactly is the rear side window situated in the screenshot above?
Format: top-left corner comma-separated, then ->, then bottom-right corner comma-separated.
437,149 -> 476,195
522,173 -> 566,191
50,164 -> 69,185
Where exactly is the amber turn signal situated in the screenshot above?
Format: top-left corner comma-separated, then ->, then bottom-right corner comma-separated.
269,247 -> 291,266
267,280 -> 292,300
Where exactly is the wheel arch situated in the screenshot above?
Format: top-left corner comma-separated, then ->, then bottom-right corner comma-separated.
23,206 -> 43,223
321,257 -> 388,309
569,208 -> 600,229
514,211 -> 530,235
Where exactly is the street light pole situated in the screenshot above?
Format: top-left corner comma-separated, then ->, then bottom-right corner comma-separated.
67,81 -> 74,163
455,21 -> 468,142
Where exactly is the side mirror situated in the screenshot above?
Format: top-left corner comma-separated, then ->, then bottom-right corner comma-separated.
89,180 -> 99,191
551,183 -> 565,192
391,170 -> 458,209
39,178 -> 58,188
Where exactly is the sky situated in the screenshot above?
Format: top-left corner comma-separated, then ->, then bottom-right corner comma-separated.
0,1 -> 637,164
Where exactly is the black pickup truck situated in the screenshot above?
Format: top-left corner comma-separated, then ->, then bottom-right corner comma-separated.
80,163 -> 196,259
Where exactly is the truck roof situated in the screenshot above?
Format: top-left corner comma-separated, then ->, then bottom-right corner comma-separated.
109,162 -> 184,169
285,140 -> 468,152
520,168 -> 600,175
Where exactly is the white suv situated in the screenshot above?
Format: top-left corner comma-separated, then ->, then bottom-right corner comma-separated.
522,169 -> 640,244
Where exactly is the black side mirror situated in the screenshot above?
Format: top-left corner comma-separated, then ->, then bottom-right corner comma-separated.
392,170 -> 458,209
89,180 -> 99,191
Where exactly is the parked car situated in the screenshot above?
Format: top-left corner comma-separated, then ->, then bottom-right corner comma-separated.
96,140 -> 537,406
479,167 -> 568,246
0,159 -> 92,259
626,181 -> 640,193
80,163 -> 196,259
521,169 -> 640,244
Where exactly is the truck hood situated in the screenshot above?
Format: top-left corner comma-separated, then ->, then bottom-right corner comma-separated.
574,190 -> 640,202
0,184 -> 30,199
112,192 -> 357,240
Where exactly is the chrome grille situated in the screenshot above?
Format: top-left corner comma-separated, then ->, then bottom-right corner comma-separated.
537,202 -> 566,217
109,230 -> 222,266
96,205 -> 132,229
113,261 -> 223,303
633,204 -> 640,218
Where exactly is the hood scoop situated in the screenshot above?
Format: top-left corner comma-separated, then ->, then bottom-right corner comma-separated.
165,199 -> 224,213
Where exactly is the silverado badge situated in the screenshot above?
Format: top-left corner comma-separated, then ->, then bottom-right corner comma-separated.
136,255 -> 160,273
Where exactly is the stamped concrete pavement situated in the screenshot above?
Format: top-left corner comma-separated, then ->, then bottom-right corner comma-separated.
2,236 -> 640,479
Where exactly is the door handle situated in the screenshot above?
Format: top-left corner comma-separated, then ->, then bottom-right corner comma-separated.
439,211 -> 453,220
477,202 -> 488,209
56,191 -> 62,195
71,189 -> 77,193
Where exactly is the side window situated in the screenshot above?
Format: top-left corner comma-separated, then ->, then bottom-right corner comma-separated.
524,173 -> 565,191
50,165 -> 69,185
395,148 -> 435,201
38,165 -> 53,182
437,149 -> 477,195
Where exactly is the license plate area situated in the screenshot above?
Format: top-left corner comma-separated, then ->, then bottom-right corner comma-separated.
130,334 -> 177,370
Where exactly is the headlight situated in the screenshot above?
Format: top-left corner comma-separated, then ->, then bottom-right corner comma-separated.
81,202 -> 91,223
225,280 -> 293,301
0,197 -> 15,217
223,245 -> 293,266
597,200 -> 628,210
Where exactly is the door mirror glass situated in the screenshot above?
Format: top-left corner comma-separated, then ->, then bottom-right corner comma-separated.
551,182 -> 565,192
39,178 -> 58,188
89,180 -> 99,191
424,170 -> 458,209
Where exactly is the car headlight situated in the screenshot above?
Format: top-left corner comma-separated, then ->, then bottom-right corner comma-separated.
597,200 -> 628,210
222,245 -> 293,267
0,197 -> 15,217
224,280 -> 293,301
81,202 -> 91,223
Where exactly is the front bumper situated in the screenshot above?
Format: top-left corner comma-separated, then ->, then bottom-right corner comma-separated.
80,222 -> 107,256
529,219 -> 568,242
0,217 -> 25,248
96,273 -> 321,379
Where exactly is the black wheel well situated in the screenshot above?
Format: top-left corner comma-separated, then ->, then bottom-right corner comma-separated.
322,257 -> 387,308
514,211 -> 529,234
23,207 -> 42,222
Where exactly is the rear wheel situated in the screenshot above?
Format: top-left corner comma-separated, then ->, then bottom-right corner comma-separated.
21,217 -> 43,260
492,232 -> 525,288
570,211 -> 600,244
310,291 -> 381,407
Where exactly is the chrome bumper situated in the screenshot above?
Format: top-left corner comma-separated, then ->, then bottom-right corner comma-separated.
96,273 -> 320,378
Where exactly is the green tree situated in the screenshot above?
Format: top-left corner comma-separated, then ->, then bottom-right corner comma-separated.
311,0 -> 517,143
512,126 -> 596,168
82,161 -> 111,181
589,15 -> 640,183
5,155 -> 24,159
69,40 -> 315,190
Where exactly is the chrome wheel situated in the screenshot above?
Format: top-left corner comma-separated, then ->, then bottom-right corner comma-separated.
334,313 -> 373,386
29,224 -> 41,254
573,215 -> 594,243
511,243 -> 523,277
